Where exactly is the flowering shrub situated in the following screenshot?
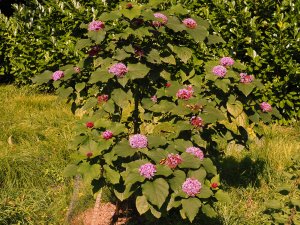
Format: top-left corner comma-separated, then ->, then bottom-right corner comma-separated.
34,1 -> 281,223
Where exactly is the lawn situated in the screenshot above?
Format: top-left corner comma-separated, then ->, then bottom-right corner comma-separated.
0,85 -> 299,224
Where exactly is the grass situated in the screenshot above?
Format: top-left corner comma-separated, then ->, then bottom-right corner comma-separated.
0,85 -> 299,224
0,85 -> 75,224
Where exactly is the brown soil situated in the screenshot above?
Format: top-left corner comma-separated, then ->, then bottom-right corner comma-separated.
71,203 -> 130,225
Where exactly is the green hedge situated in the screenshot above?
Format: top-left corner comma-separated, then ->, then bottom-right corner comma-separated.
177,0 -> 300,123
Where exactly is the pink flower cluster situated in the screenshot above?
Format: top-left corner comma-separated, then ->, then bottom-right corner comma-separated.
186,147 -> 204,160
153,13 -> 168,27
88,20 -> 105,31
190,116 -> 204,127
139,163 -> 156,179
165,153 -> 183,169
260,102 -> 272,112
108,63 -> 128,78
98,94 -> 109,103
129,134 -> 148,148
240,73 -> 254,83
102,130 -> 113,140
212,65 -> 227,78
52,70 -> 64,81
182,178 -> 202,197
176,85 -> 194,100
220,57 -> 235,67
182,18 -> 197,29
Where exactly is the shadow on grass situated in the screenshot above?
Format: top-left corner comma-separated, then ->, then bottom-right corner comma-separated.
218,155 -> 266,188
126,211 -> 223,225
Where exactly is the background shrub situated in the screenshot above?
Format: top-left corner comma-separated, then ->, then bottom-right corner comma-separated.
176,0 -> 300,123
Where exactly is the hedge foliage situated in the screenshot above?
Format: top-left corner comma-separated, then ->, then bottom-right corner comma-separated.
1,0 -> 299,122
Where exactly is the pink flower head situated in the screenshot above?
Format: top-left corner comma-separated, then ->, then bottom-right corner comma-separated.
139,163 -> 156,179
186,147 -> 204,160
220,57 -> 235,67
102,130 -> 113,140
260,102 -> 272,112
98,94 -> 109,103
129,134 -> 148,149
153,13 -> 168,27
52,70 -> 64,81
212,65 -> 227,78
88,20 -> 105,31
74,66 -> 81,73
176,85 -> 194,100
151,95 -> 158,103
190,116 -> 204,128
182,178 -> 202,197
165,153 -> 182,169
108,63 -> 128,78
86,122 -> 94,128
183,18 -> 197,29
240,73 -> 254,83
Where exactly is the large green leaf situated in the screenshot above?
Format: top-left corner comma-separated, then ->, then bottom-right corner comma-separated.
168,44 -> 193,63
103,165 -> 120,184
187,26 -> 208,43
63,164 -> 78,177
136,196 -> 150,215
188,167 -> 207,183
113,49 -> 131,61
89,68 -> 113,83
166,16 -> 186,32
114,187 -> 134,201
113,140 -> 136,158
207,34 -> 225,45
146,49 -> 161,64
57,87 -> 73,99
179,152 -> 202,169
237,83 -> 256,97
75,39 -> 91,50
142,178 -> 169,208
161,54 -> 176,65
181,198 -> 202,222
197,185 -> 213,198
147,135 -> 167,149
127,63 -> 150,79
88,31 -> 106,44
121,6 -> 141,20
202,158 -> 217,175
215,190 -> 231,203
227,101 -> 243,118
111,89 -> 132,108
32,70 -> 53,85
77,162 -> 101,184
169,170 -> 186,191
202,204 -> 217,218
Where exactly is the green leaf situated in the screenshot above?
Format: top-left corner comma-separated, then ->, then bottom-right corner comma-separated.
113,49 -> 131,61
57,87 -> 73,99
111,89 -> 132,108
168,44 -> 193,63
215,78 -> 230,92
127,63 -> 150,79
82,98 -> 97,111
188,167 -> 207,183
202,158 -> 217,175
63,164 -> 78,177
237,83 -> 256,97
227,101 -> 243,118
197,186 -> 213,198
75,39 -> 91,50
145,149 -> 168,163
215,190 -> 230,203
187,26 -> 208,43
103,165 -> 120,184
121,7 -> 141,20
156,164 -> 173,177
147,49 -> 161,64
179,152 -> 202,169
89,68 -> 113,83
207,34 -> 225,45
161,54 -> 176,65
77,162 -> 101,184
114,187 -> 134,201
169,170 -> 186,191
149,204 -> 162,218
113,140 -> 135,158
123,169 -> 145,186
75,83 -> 85,92
136,196 -> 150,215
265,200 -> 282,209
168,5 -> 189,15
142,178 -> 169,208
181,198 -> 202,222
174,139 -> 193,152
291,199 -> 300,207
88,31 -> 106,44
166,16 -> 186,32
99,11 -> 121,21
202,204 -> 217,218
32,70 -> 52,85
147,135 -> 167,149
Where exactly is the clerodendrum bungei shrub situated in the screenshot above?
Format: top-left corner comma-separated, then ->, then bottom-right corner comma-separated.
34,1 -> 281,222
